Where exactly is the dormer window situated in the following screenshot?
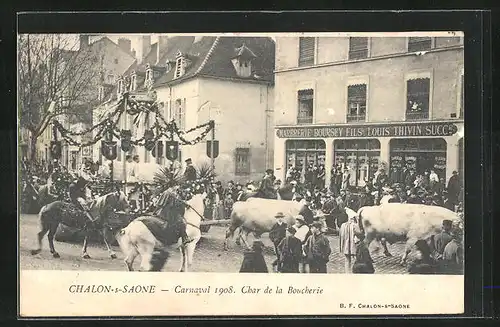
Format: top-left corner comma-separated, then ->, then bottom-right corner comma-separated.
98,86 -> 105,102
231,43 -> 257,78
175,51 -> 186,79
130,73 -> 137,91
117,78 -> 124,95
145,64 -> 153,88
165,60 -> 172,73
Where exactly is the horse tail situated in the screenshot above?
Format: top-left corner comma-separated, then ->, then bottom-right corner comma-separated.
357,207 -> 365,234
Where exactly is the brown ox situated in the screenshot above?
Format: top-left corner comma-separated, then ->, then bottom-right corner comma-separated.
223,198 -> 323,250
357,203 -> 460,265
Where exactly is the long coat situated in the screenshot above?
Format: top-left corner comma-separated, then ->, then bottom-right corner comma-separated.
277,235 -> 303,273
239,249 -> 269,273
339,220 -> 357,256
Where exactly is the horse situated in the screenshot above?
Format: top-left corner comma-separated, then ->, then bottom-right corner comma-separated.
115,190 -> 207,272
30,190 -> 130,259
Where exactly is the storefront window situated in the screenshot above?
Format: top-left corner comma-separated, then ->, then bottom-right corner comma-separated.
389,138 -> 447,181
333,139 -> 381,188
286,140 -> 326,172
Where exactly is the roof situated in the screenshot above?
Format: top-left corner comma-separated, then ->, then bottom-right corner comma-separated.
125,36 -> 276,87
197,36 -> 275,83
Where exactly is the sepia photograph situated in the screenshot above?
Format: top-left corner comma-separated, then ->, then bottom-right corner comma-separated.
18,31 -> 465,316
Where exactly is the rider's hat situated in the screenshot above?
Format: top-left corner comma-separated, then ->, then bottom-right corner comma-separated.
274,212 -> 285,218
266,169 -> 274,174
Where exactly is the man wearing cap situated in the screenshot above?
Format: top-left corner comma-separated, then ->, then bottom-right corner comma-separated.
258,169 -> 277,199
277,226 -> 303,273
69,176 -> 96,223
269,212 -> 287,272
432,219 -> 453,259
293,215 -> 311,273
442,226 -> 463,274
304,221 -> 331,273
184,158 -> 197,182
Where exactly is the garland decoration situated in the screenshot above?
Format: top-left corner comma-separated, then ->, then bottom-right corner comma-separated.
50,91 -> 215,154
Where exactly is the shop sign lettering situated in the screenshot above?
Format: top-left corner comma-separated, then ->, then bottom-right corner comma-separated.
276,123 -> 458,139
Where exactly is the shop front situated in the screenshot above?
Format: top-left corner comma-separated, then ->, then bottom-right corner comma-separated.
275,121 -> 463,188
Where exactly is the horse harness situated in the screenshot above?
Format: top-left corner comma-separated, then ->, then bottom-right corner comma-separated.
182,200 -> 206,230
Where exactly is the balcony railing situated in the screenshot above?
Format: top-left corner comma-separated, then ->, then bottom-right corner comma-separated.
346,114 -> 366,123
297,116 -> 313,124
406,111 -> 429,120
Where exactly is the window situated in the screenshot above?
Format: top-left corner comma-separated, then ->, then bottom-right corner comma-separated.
298,37 -> 315,67
117,79 -> 124,95
408,37 -> 432,52
175,52 -> 185,78
297,89 -> 314,124
333,139 -> 380,188
130,74 -> 136,91
349,37 -> 369,60
98,86 -> 105,102
406,78 -> 430,120
235,148 -> 251,175
174,98 -> 185,130
286,140 -> 326,173
114,58 -> 118,64
390,138 -> 447,180
460,74 -> 464,118
347,84 -> 367,122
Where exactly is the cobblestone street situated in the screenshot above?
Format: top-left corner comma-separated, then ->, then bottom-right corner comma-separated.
20,214 -> 407,274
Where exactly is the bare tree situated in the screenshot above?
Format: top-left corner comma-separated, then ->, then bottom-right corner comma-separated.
18,34 -> 101,160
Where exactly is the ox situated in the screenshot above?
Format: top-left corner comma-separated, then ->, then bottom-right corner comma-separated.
223,198 -> 321,251
357,203 -> 460,265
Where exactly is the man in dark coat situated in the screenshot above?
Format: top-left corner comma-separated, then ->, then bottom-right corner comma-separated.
269,212 -> 287,271
258,169 -> 277,199
69,176 -> 95,223
184,158 -> 197,182
304,221 -> 331,273
239,241 -> 268,273
277,226 -> 303,273
447,171 -> 461,208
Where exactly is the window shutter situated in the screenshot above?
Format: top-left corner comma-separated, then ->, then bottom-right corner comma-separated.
408,37 -> 432,52
298,37 -> 315,66
349,37 -> 369,59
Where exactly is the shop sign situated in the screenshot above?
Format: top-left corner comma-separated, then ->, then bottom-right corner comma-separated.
276,122 -> 458,139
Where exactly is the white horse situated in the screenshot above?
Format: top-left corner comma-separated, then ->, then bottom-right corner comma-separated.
116,192 -> 206,272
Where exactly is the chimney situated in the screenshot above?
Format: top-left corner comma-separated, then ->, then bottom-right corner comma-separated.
118,38 -> 132,54
140,35 -> 151,64
79,34 -> 90,50
156,36 -> 169,65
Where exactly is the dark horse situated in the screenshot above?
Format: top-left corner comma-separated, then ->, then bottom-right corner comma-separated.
238,183 -> 296,202
30,190 -> 130,259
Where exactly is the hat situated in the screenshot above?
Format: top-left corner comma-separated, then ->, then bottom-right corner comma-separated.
290,180 -> 298,185
287,226 -> 297,234
185,158 -> 192,163
295,215 -> 306,223
133,154 -> 139,159
266,169 -> 274,174
274,212 -> 285,218
452,171 -> 458,175
443,219 -> 453,228
311,221 -> 323,229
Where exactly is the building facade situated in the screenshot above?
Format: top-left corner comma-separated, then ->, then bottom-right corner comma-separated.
95,35 -> 275,183
274,35 -> 464,188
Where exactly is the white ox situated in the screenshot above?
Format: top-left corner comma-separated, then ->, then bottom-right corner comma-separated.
357,203 -> 461,264
223,198 -> 322,250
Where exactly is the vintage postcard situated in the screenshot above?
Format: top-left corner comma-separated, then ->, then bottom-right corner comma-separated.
18,31 -> 464,317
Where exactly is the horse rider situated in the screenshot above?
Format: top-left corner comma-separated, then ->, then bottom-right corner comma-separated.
258,169 -> 277,199
69,176 -> 97,223
46,160 -> 63,198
